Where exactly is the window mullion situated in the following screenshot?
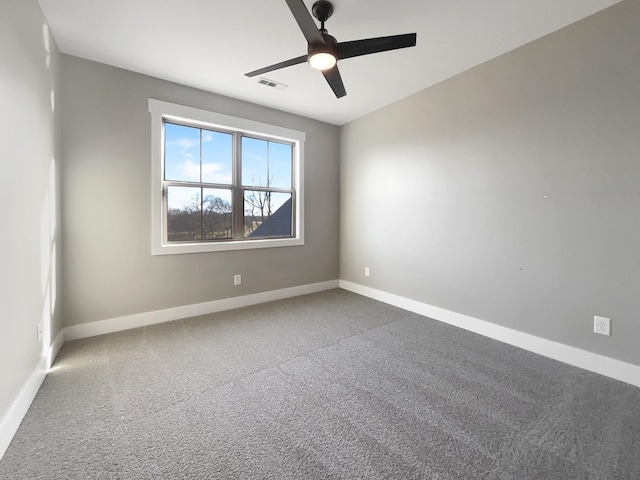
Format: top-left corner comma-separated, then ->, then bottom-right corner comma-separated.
200,130 -> 204,239
200,187 -> 204,240
233,132 -> 243,240
162,181 -> 168,244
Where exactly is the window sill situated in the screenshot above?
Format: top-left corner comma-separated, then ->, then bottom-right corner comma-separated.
151,237 -> 304,255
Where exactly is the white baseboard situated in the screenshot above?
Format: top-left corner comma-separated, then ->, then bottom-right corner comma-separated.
0,358 -> 46,460
0,332 -> 64,459
64,280 -> 340,341
0,329 -> 65,461
339,280 -> 640,388
0,359 -> 46,460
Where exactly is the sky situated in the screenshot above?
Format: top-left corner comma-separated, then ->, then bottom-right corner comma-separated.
164,122 -> 293,214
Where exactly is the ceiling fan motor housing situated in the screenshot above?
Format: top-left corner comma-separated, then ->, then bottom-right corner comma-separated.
312,0 -> 334,23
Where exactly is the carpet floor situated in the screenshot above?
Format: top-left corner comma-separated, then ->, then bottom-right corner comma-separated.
1,289 -> 639,479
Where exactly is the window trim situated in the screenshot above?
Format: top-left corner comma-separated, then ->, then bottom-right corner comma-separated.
149,99 -> 305,255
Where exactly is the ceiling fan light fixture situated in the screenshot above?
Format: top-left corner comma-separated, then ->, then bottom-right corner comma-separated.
309,51 -> 336,70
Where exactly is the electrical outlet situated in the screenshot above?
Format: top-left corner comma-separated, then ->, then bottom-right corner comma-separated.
234,274 -> 242,286
36,322 -> 43,343
594,316 -> 611,336
364,267 -> 370,277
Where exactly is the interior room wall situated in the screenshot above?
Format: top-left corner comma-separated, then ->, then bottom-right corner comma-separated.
340,0 -> 640,366
61,55 -> 340,327
0,0 -> 62,429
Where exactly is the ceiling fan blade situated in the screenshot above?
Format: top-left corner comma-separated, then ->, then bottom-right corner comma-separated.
285,0 -> 325,46
245,55 -> 307,77
322,65 -> 346,98
336,33 -> 417,60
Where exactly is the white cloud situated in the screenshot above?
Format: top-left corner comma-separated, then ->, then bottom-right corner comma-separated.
203,163 -> 222,175
203,162 -> 232,183
167,137 -> 199,149
177,160 -> 232,184
180,160 -> 201,179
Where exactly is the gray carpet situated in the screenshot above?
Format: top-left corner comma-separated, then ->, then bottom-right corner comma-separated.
1,289 -> 639,479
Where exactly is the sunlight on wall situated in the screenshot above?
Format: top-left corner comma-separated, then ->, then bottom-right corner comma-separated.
49,157 -> 57,319
41,289 -> 51,359
38,19 -> 58,369
42,23 -> 50,70
40,158 -> 57,369
51,243 -> 57,317
40,196 -> 51,296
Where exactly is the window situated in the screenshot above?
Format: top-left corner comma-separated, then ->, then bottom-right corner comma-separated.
149,99 -> 305,255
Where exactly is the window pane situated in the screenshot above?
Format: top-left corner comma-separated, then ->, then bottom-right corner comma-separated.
203,188 -> 232,239
167,186 -> 201,241
269,192 -> 292,237
244,191 -> 292,238
202,130 -> 232,185
243,190 -> 268,237
165,123 -> 201,182
268,142 -> 292,189
242,137 -> 268,187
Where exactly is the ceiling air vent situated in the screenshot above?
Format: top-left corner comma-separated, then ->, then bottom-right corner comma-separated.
257,77 -> 287,91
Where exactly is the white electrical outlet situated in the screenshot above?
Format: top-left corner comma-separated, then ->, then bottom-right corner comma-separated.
234,274 -> 242,286
36,322 -> 43,343
594,315 -> 611,336
364,267 -> 370,277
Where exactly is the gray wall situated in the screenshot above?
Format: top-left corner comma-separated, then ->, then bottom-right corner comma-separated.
340,0 -> 640,366
0,0 -> 62,421
61,56 -> 340,327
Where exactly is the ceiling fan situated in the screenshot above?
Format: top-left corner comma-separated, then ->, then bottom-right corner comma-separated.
245,0 -> 417,98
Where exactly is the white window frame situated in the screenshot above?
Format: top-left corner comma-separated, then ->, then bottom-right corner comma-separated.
149,99 -> 305,255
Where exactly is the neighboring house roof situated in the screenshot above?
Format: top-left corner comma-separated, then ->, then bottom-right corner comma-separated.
249,198 -> 292,238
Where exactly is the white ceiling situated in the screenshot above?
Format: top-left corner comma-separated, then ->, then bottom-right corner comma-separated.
38,0 -> 622,126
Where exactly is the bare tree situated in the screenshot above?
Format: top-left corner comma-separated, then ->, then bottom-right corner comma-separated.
167,192 -> 201,241
168,192 -> 233,241
244,176 -> 273,236
203,195 -> 232,239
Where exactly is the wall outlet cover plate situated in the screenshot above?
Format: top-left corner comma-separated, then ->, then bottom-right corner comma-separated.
594,315 -> 611,336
